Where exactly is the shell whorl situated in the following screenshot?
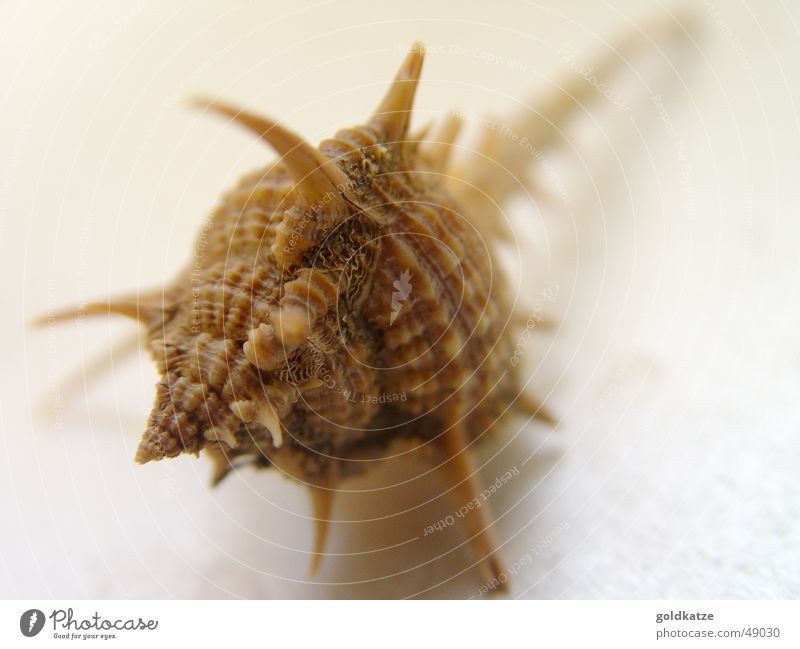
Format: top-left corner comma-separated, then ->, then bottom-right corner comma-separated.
129,42 -> 523,470
38,18 -> 703,586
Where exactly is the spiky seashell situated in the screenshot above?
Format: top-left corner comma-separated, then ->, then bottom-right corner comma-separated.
40,37 -> 655,589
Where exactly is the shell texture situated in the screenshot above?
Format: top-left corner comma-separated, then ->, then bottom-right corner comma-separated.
41,21 -> 691,588
134,55 -> 518,479
132,47 -> 524,584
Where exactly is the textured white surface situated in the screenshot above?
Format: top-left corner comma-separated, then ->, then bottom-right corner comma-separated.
1,0 -> 798,598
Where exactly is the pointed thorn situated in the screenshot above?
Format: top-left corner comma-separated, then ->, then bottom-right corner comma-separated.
435,418 -> 504,589
482,555 -> 507,594
256,400 -> 284,448
206,446 -> 235,487
370,42 -> 425,143
308,485 -> 334,576
203,426 -> 238,449
30,301 -> 161,327
409,120 -> 433,144
210,461 -> 232,487
420,112 -> 463,171
188,97 -> 349,208
134,442 -> 155,465
516,393 -> 557,427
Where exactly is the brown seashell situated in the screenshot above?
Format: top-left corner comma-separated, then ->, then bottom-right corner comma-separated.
37,18 -> 692,591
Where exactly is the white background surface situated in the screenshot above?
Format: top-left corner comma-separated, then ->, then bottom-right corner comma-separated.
1,0 -> 798,598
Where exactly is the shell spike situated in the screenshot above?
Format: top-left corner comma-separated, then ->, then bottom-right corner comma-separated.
419,112 -> 463,172
134,434 -> 158,465
29,300 -> 162,326
515,392 -> 557,426
308,485 -> 335,576
188,97 -> 349,209
436,410 -> 506,591
256,400 -> 284,448
370,42 -> 425,143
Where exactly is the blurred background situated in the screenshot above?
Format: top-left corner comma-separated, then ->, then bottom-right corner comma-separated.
1,0 -> 798,598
